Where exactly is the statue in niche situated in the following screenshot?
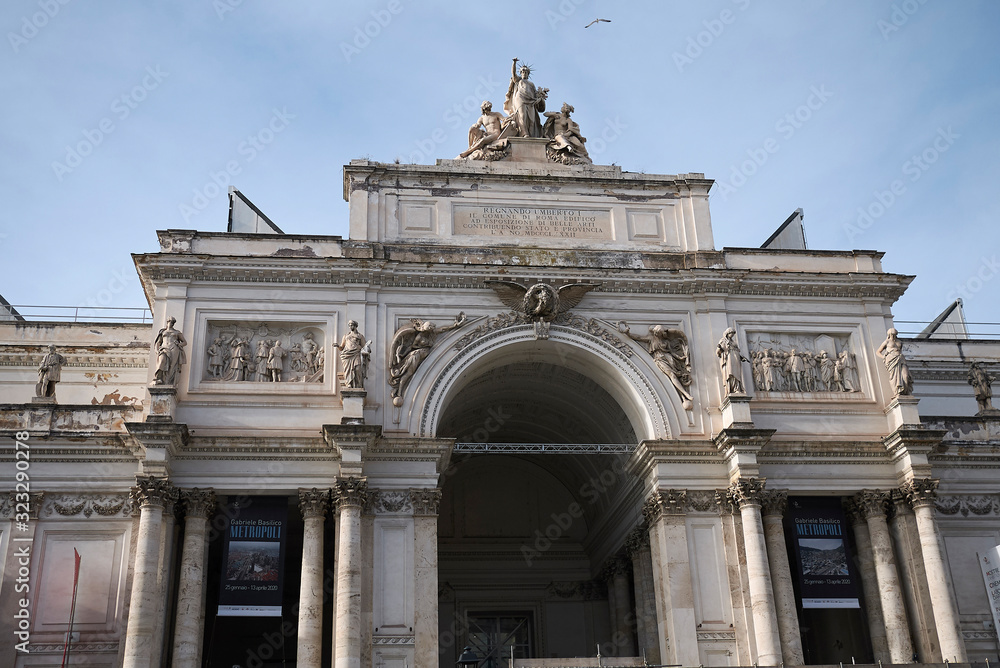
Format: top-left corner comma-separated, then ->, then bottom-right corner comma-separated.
543,103 -> 591,164
876,328 -> 913,396
504,58 -> 548,138
268,339 -> 286,382
485,280 -> 600,339
300,332 -> 319,375
617,322 -> 694,410
336,320 -> 371,389
968,362 -> 995,413
388,313 -> 467,406
152,317 -> 187,386
206,337 -> 226,379
716,327 -> 750,395
459,101 -> 511,160
35,344 -> 66,399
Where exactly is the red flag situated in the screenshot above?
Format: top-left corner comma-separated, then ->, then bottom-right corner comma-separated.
61,548 -> 81,668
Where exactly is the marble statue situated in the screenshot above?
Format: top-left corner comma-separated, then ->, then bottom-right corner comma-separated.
459,101 -> 511,160
336,320 -> 370,389
485,280 -> 599,339
388,313 -> 467,405
716,327 -> 750,395
152,317 -> 187,386
267,339 -> 286,382
543,103 -> 591,164
35,344 -> 66,398
618,322 -> 694,410
504,58 -> 548,138
876,328 -> 913,396
968,362 -> 995,413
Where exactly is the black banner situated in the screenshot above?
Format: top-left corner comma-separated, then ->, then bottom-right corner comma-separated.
218,496 -> 287,617
787,497 -> 861,609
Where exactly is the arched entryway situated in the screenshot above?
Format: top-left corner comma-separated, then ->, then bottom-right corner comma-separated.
429,327 -> 660,666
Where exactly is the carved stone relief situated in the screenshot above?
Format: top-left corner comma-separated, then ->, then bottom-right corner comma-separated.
747,332 -> 860,394
388,313 -> 467,405
40,493 -> 134,518
203,321 -> 324,383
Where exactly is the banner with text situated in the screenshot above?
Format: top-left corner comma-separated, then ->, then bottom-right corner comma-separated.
217,496 -> 287,617
788,497 -> 861,609
979,545 -> 1000,633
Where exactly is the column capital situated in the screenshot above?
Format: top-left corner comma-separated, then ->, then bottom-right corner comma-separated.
180,488 -> 216,519
728,477 -> 767,509
854,489 -> 891,520
334,476 -> 368,509
625,522 -> 650,557
715,489 -> 738,515
131,475 -> 178,509
298,487 -> 330,519
410,488 -> 442,516
901,477 -> 939,508
760,489 -> 788,517
642,489 -> 687,523
842,498 -> 864,525
602,555 -> 631,580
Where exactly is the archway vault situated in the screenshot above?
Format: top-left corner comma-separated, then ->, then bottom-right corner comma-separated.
406,324 -> 678,441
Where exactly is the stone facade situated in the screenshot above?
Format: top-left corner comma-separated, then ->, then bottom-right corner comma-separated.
0,154 -> 998,667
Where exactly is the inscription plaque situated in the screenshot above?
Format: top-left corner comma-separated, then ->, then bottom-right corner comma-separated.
453,204 -> 613,239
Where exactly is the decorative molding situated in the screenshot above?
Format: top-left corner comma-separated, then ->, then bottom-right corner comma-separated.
686,490 -> 717,513
298,487 -> 330,519
25,642 -> 120,653
697,631 -> 737,641
410,488 -> 442,516
372,635 -> 415,646
334,476 -> 368,509
454,311 -> 633,358
367,489 -> 411,515
935,494 -> 998,516
41,493 -> 133,519
2,492 -> 45,520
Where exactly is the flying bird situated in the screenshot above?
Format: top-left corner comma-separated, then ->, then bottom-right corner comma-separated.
585,18 -> 611,28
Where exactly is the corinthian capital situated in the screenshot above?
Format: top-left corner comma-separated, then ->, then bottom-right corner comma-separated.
131,475 -> 178,509
410,488 -> 442,516
901,478 -> 939,508
760,489 -> 788,517
642,489 -> 687,523
181,488 -> 216,519
728,477 -> 766,509
334,476 -> 368,509
854,489 -> 890,520
298,488 -> 330,519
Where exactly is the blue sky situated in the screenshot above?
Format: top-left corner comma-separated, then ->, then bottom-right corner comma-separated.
3,1 -> 998,332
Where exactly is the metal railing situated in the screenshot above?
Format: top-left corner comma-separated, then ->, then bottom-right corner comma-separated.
4,305 -> 152,323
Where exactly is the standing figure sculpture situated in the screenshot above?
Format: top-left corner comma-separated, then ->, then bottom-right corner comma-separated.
153,317 -> 187,386
716,327 -> 750,395
543,103 -> 591,164
618,322 -> 694,410
254,339 -> 270,382
336,320 -> 370,389
504,58 -> 548,138
388,313 -> 467,405
35,344 -> 66,399
229,337 -> 252,381
300,332 -> 319,374
876,328 -> 913,396
206,337 -> 225,379
968,362 -> 995,413
267,339 -> 286,382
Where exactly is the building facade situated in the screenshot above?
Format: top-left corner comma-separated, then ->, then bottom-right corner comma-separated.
1,146 -> 999,668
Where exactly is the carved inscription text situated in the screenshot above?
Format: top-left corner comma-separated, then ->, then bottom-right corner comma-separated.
454,205 -> 612,239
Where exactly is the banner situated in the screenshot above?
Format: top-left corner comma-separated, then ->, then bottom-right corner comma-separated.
787,497 -> 861,609
218,496 -> 287,617
979,546 -> 1000,634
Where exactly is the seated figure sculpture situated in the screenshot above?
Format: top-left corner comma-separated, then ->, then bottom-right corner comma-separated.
543,103 -> 591,164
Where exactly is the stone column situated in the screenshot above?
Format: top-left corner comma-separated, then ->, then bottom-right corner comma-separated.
297,488 -> 330,668
889,490 -> 938,661
411,488 -> 442,668
728,478 -> 782,666
760,490 -> 803,666
605,556 -> 636,656
334,477 -> 368,668
903,479 -> 968,662
626,523 -> 660,665
716,491 -> 754,666
171,488 -> 216,668
123,476 -> 177,668
855,490 -> 913,664
642,489 -> 699,666
844,500 -> 890,662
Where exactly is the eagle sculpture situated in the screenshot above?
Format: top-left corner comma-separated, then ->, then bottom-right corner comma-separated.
485,280 -> 600,339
